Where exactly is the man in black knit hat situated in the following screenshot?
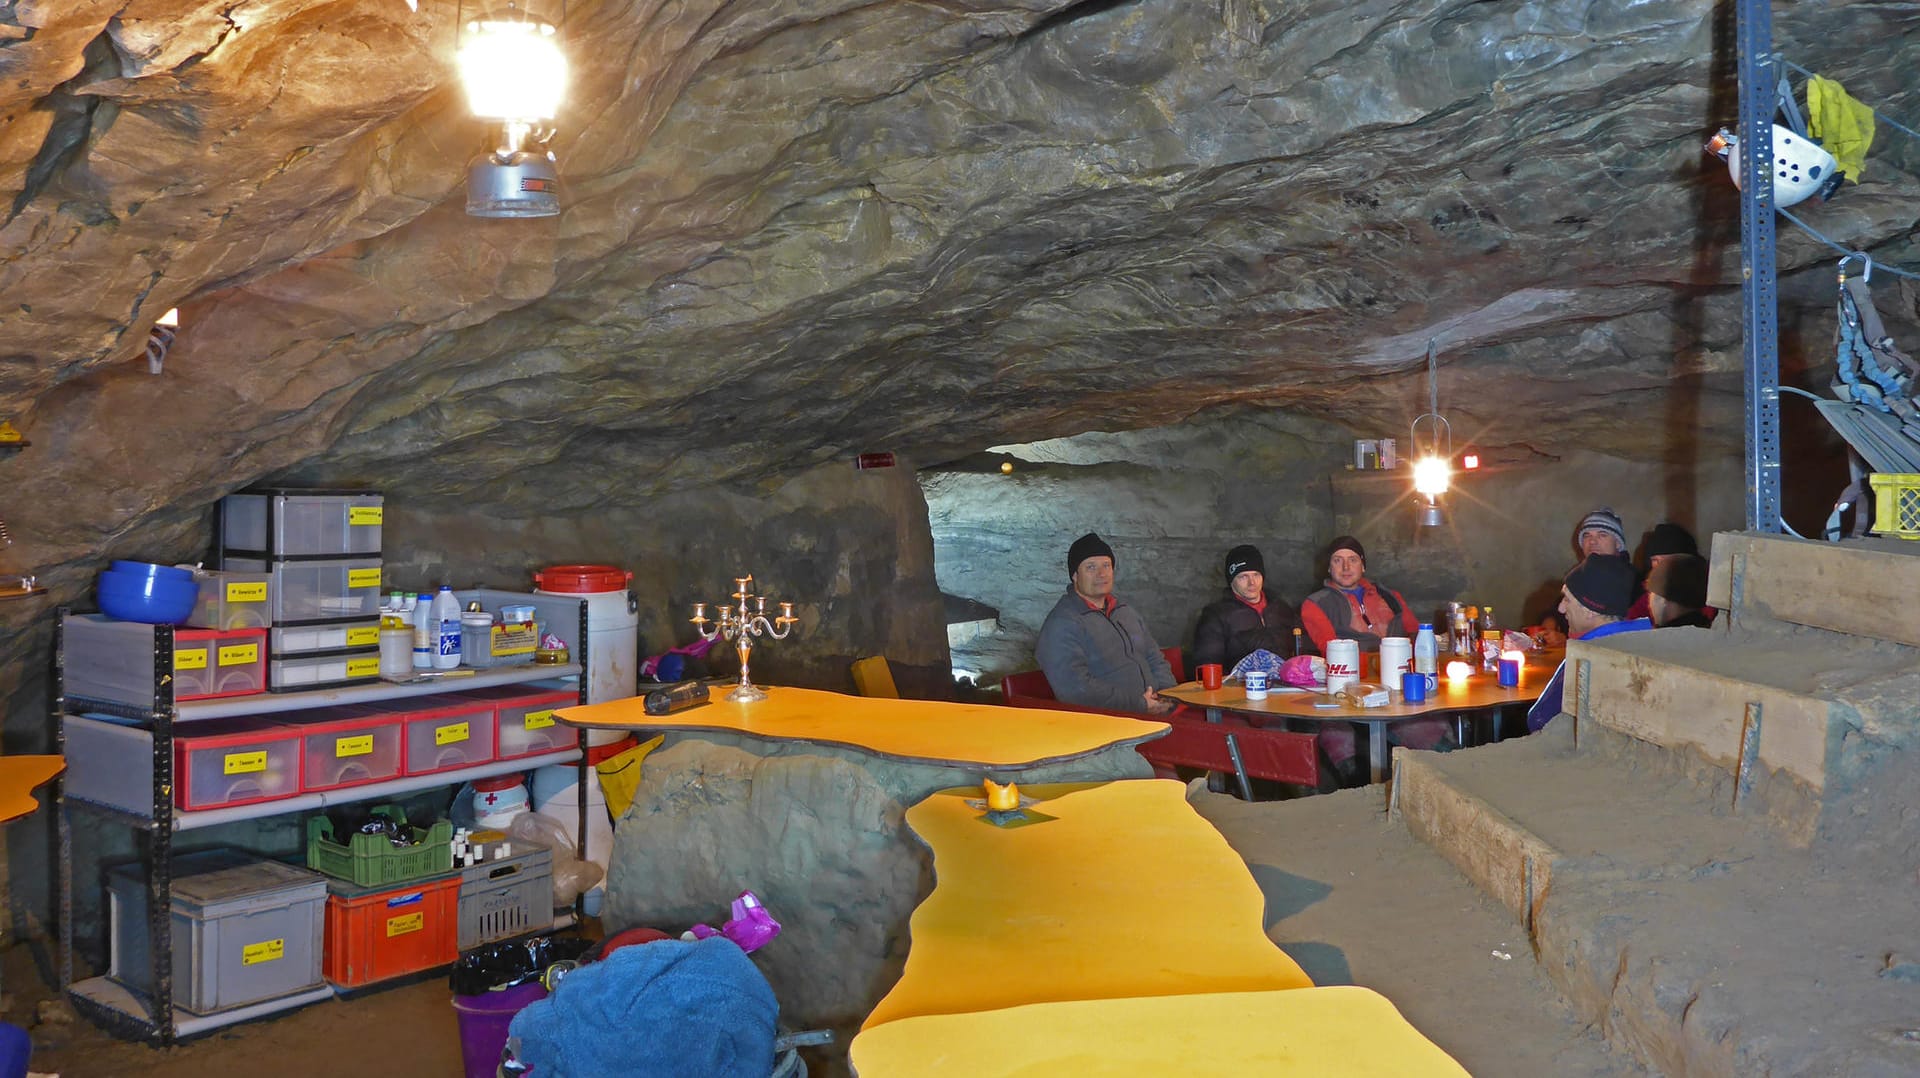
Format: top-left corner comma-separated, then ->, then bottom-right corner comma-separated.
1035,532 -> 1177,715
1526,555 -> 1654,733
1193,544 -> 1303,670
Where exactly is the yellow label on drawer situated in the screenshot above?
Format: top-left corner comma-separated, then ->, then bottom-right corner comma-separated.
523,709 -> 556,730
335,735 -> 373,758
174,648 -> 208,671
241,938 -> 284,966
223,750 -> 267,775
385,911 -> 423,937
226,581 -> 267,602
349,506 -> 384,526
346,656 -> 381,678
347,567 -> 382,589
434,721 -> 470,746
345,625 -> 379,647
217,643 -> 258,666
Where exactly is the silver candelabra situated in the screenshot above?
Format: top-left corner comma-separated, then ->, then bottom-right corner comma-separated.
690,574 -> 798,703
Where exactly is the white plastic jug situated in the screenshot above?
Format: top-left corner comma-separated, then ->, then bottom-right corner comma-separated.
532,565 -> 639,747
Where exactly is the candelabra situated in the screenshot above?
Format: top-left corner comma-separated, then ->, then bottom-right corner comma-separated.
690,574 -> 797,703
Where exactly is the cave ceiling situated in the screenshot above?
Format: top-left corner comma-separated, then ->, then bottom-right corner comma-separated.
3,0 -> 1920,577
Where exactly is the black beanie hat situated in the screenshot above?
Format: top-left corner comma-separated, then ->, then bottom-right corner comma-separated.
1067,532 -> 1115,577
1224,544 -> 1265,583
1644,522 -> 1700,559
1326,534 -> 1365,565
1564,554 -> 1638,618
1648,554 -> 1709,609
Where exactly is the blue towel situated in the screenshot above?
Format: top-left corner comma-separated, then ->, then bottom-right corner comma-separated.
508,937 -> 778,1078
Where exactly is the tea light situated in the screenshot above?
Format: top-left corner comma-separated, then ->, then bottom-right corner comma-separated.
1445,661 -> 1473,683
1498,650 -> 1525,687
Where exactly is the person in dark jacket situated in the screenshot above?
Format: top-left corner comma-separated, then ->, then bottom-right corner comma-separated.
1646,553 -> 1716,628
1035,532 -> 1177,715
1628,522 -> 1718,622
1526,555 -> 1655,732
1193,544 -> 1304,669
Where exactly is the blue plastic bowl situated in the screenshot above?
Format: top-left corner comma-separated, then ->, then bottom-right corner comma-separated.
109,560 -> 196,584
97,571 -> 199,624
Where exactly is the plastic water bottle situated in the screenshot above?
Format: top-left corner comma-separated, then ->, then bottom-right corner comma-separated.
412,592 -> 435,669
1414,622 -> 1438,675
432,585 -> 462,669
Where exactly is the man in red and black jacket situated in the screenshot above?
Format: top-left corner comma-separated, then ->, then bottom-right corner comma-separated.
1193,544 -> 1304,668
1299,535 -> 1418,653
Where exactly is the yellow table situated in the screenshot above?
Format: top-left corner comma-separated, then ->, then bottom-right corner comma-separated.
850,985 -> 1470,1076
0,755 -> 63,823
862,780 -> 1312,1030
557,686 -> 1168,771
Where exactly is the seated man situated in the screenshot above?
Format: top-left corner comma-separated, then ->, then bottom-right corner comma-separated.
1036,532 -> 1177,716
1298,535 -> 1445,785
1299,535 -> 1417,652
1193,544 -> 1302,670
1526,555 -> 1655,732
1628,522 -> 1718,622
1647,553 -> 1715,628
1575,507 -> 1631,561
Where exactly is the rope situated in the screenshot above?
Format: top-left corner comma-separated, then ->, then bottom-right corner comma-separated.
1776,57 -> 1920,146
1777,207 -> 1920,281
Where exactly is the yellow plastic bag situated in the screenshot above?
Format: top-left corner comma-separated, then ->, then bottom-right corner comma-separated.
594,734 -> 664,819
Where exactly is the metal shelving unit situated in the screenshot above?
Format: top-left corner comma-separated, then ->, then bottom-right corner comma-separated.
55,597 -> 596,1044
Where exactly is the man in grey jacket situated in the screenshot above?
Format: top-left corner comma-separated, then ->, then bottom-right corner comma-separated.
1035,533 -> 1177,715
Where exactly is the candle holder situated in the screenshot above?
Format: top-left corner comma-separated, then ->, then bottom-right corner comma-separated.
690,573 -> 798,703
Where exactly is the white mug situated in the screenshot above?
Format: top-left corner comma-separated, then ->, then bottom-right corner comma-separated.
1325,638 -> 1360,694
1244,669 -> 1270,700
1379,636 -> 1413,683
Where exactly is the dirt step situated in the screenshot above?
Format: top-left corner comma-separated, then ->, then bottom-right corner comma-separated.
1708,531 -> 1920,648
1391,728 -> 1920,1078
1192,784 -> 1646,1078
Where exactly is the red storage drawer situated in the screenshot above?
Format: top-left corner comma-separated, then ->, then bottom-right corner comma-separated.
172,627 -> 269,701
398,696 -> 497,776
174,719 -> 303,811
284,706 -> 405,793
322,873 -> 460,989
452,686 -> 579,761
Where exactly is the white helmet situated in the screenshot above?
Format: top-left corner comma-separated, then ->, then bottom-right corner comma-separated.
1710,124 -> 1842,208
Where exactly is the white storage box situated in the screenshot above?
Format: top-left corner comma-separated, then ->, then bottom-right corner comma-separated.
218,556 -> 383,626
270,620 -> 381,657
183,570 -> 274,630
221,489 -> 383,558
109,850 -> 327,1015
267,651 -> 380,692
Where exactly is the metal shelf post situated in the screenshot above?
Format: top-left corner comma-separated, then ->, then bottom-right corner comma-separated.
1737,0 -> 1783,532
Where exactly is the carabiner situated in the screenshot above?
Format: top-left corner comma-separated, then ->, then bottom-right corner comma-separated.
1838,251 -> 1874,283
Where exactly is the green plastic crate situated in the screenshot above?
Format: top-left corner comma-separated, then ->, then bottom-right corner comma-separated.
305,804 -> 453,888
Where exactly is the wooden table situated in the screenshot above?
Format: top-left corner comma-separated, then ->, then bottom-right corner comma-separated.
1163,649 -> 1563,784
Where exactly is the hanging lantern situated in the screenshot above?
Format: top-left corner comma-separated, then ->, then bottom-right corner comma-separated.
456,2 -> 569,218
1410,337 -> 1453,527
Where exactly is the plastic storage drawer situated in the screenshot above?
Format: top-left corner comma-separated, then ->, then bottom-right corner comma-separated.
287,707 -> 404,792
108,850 -> 326,1015
270,620 -> 381,657
306,803 -> 454,887
174,719 -> 303,812
460,687 -> 578,760
457,840 -> 553,950
399,697 -> 497,776
171,627 -> 268,702
222,489 -> 384,558
322,873 -> 460,989
267,651 -> 381,692
183,570 -> 274,630
219,556 -> 383,626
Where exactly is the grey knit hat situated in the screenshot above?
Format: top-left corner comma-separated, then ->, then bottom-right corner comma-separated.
1576,507 -> 1628,551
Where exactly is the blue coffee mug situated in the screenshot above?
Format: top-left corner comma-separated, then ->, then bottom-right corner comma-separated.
1401,671 -> 1435,702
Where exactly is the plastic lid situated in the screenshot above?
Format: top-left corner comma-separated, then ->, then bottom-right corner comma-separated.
533,564 -> 632,593
1418,622 -> 1432,629
472,774 -> 523,793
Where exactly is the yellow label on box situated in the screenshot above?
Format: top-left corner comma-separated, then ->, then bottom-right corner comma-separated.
345,625 -> 379,647
435,722 -> 470,746
226,581 -> 267,602
218,643 -> 258,666
241,938 -> 284,966
385,911 -> 423,937
174,648 -> 208,671
347,567 -> 382,589
492,624 -> 537,657
224,750 -> 267,775
346,656 -> 381,678
335,735 -> 373,758
348,506 -> 384,526
523,709 -> 556,730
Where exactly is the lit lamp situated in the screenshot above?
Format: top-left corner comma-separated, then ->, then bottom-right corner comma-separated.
457,2 -> 569,218
1445,660 -> 1473,684
1410,337 -> 1453,527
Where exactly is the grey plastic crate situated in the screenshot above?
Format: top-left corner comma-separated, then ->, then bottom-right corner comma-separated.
221,489 -> 383,558
456,840 -> 553,951
108,850 -> 327,1015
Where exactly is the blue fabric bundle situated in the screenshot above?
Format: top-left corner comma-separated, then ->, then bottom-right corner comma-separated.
508,937 -> 778,1077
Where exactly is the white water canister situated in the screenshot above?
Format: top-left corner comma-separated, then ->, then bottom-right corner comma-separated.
532,565 -> 639,746
470,774 -> 531,831
1325,638 -> 1360,694
530,763 -> 613,916
1379,636 -> 1413,683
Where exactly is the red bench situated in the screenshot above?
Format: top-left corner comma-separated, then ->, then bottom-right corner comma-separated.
999,648 -> 1320,799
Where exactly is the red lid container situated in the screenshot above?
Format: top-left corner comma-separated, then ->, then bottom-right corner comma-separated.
531,564 -> 631,593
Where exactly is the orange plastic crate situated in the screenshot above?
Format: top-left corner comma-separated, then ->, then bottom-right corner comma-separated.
322,873 -> 460,988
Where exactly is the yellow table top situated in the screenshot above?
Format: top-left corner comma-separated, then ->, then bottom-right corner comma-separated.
1163,647 -> 1564,723
861,780 -> 1313,1030
0,756 -> 64,823
556,686 -> 1168,771
850,985 -> 1470,1076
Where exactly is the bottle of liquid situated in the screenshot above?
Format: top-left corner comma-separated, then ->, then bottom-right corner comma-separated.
432,585 -> 462,669
411,592 -> 435,669
1414,623 -> 1437,675
1291,627 -> 1305,657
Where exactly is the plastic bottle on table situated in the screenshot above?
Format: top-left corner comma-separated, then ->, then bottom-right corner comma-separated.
432,585 -> 462,669
1414,623 -> 1438,675
412,592 -> 435,668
